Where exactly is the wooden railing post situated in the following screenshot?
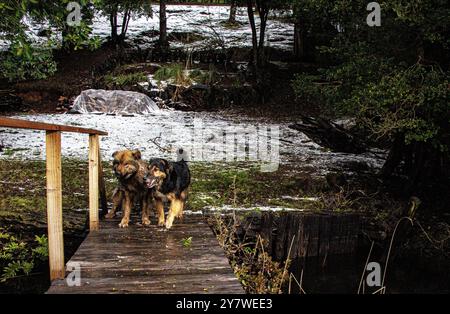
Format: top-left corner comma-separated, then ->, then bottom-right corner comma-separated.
89,134 -> 100,231
46,131 -> 65,281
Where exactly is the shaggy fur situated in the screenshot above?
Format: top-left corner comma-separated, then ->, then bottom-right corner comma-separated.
106,149 -> 152,228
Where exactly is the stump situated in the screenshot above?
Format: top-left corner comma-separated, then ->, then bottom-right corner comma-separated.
236,211 -> 360,261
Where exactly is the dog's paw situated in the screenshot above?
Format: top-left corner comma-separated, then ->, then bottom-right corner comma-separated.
142,217 -> 151,226
118,219 -> 129,228
165,220 -> 173,229
105,212 -> 116,219
158,220 -> 165,227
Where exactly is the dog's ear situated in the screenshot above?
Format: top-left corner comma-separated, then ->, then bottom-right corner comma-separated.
132,149 -> 142,160
162,159 -> 173,175
112,151 -> 119,159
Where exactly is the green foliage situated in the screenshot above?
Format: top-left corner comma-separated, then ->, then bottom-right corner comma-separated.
181,236 -> 193,248
0,230 -> 48,282
154,64 -> 186,83
0,44 -> 57,82
154,64 -> 218,86
347,65 -> 449,146
292,0 -> 450,184
104,71 -> 148,88
32,235 -> 49,261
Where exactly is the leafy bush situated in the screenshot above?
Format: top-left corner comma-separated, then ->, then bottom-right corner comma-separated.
291,0 -> 450,189
0,43 -> 57,82
0,230 -> 48,282
347,65 -> 449,146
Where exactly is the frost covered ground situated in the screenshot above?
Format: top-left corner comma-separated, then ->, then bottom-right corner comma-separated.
0,111 -> 385,176
0,5 -> 294,51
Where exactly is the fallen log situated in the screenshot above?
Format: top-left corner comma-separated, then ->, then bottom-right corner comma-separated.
289,116 -> 367,154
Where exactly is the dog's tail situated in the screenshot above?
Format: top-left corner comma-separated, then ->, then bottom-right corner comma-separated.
177,148 -> 189,163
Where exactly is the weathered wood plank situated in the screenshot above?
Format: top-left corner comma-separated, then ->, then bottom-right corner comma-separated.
47,216 -> 243,294
0,116 -> 108,135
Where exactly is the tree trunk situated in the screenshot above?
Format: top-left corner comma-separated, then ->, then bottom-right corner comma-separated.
294,19 -> 305,59
120,8 -> 131,40
247,0 -> 258,68
380,134 -> 405,179
256,0 -> 269,67
229,0 -> 237,24
159,0 -> 168,49
109,6 -> 118,43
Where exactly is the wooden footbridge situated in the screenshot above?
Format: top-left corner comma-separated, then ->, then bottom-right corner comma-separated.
0,117 -> 243,294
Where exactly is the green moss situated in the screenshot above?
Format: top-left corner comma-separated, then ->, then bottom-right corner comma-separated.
1,148 -> 29,157
104,71 -> 148,88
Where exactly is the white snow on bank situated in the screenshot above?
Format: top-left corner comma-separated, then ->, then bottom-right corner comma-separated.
0,112 -> 385,176
0,5 -> 293,52
204,205 -> 305,212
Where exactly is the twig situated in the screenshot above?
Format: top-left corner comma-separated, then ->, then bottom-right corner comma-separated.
148,137 -> 173,153
288,271 -> 306,294
381,216 -> 413,290
416,220 -> 450,252
279,235 -> 295,293
372,286 -> 386,294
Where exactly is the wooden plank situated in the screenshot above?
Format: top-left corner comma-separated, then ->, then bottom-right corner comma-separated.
89,134 -> 100,231
0,116 -> 108,135
47,216 -> 243,294
45,131 -> 65,281
47,273 -> 244,294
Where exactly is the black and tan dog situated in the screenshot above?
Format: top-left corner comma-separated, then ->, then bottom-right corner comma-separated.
106,149 -> 152,228
144,159 -> 190,229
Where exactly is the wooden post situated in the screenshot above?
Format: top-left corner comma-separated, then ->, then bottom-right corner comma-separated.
98,147 -> 108,217
46,131 -> 65,281
89,134 -> 100,231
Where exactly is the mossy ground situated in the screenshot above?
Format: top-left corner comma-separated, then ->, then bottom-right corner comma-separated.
0,159 -> 333,234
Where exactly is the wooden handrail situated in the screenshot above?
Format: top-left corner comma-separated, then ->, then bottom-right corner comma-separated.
0,116 -> 108,282
0,116 -> 108,135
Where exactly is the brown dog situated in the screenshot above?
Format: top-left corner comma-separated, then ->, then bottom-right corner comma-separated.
105,149 -> 151,228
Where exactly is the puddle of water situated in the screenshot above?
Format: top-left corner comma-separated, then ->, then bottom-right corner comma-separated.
290,250 -> 450,294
